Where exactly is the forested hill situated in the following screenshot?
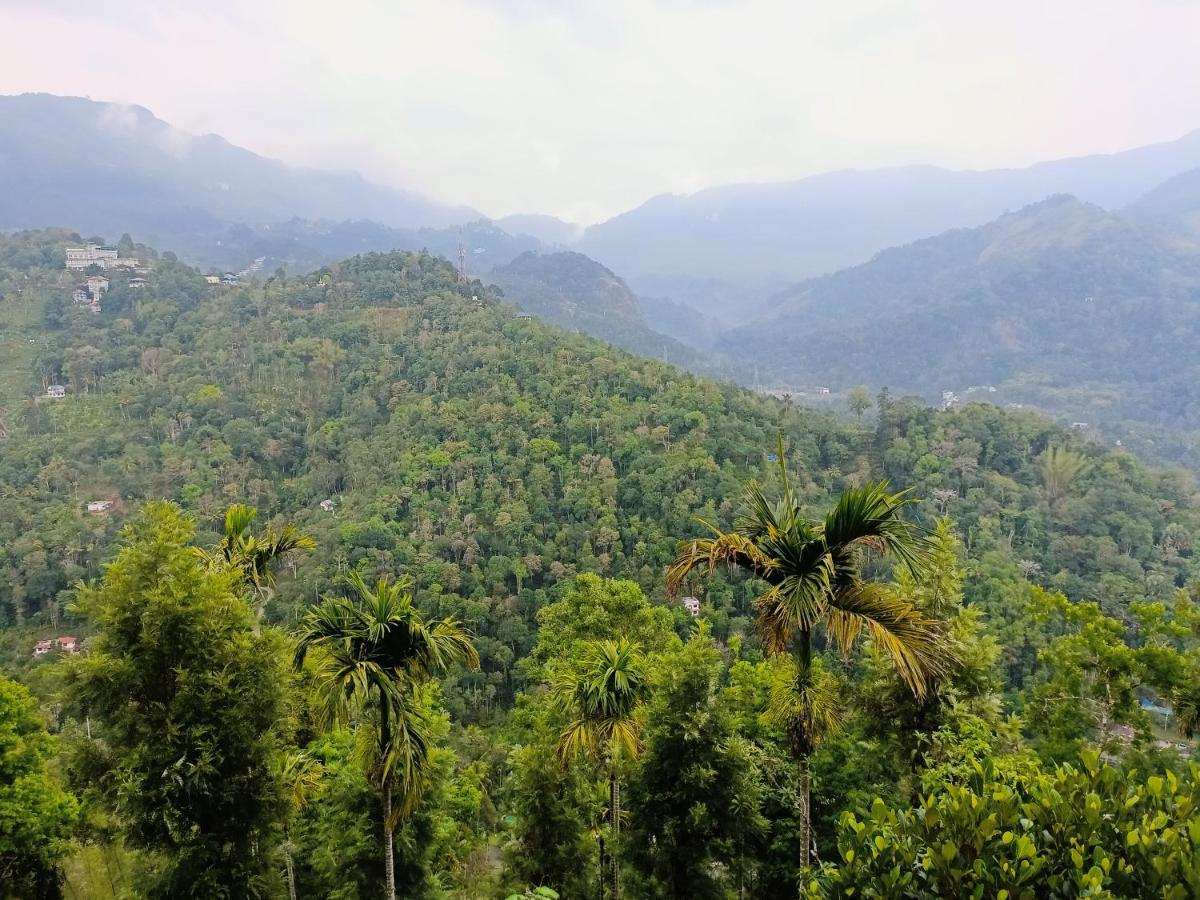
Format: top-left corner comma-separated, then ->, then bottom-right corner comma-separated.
487,250 -> 725,375
7,228 -> 1200,896
2,226 -> 1197,665
721,195 -> 1200,458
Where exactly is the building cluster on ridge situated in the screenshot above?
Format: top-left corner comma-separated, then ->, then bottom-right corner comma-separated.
64,244 -> 151,314
65,244 -> 139,271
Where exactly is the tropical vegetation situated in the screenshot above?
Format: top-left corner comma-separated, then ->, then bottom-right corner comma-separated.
1,229 -> 1199,897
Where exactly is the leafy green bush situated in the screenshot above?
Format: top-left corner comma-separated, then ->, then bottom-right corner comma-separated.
814,751 -> 1200,899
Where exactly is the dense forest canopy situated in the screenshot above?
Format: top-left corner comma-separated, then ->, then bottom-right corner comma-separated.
2,228 -> 1200,898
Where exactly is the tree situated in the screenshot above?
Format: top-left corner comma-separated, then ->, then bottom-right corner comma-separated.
68,501 -> 288,898
0,676 -> 78,898
293,571 -> 479,900
528,574 -> 678,680
847,386 -> 872,422
1024,589 -> 1195,761
274,750 -> 324,900
857,519 -> 1004,796
504,719 -> 599,898
1038,445 -> 1089,506
199,503 -> 314,618
667,454 -> 946,876
627,627 -> 766,899
814,751 -> 1200,899
554,638 -> 649,900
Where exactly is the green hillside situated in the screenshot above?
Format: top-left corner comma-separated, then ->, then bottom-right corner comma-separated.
4,231 -> 1200,897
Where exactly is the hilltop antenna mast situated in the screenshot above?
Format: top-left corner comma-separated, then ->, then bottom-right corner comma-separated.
457,228 -> 468,283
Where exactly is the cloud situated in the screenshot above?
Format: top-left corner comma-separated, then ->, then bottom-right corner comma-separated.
1,0 -> 1199,223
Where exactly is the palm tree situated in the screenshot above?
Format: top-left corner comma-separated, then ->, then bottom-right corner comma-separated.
1039,445 -> 1089,507
274,750 -> 324,900
554,638 -> 648,900
667,453 -> 948,874
293,571 -> 479,900
201,503 -> 315,616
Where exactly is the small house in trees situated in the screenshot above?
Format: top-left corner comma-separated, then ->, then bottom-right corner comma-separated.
57,636 -> 80,653
86,499 -> 115,513
47,384 -> 66,399
205,274 -> 221,285
33,640 -> 53,657
682,596 -> 701,617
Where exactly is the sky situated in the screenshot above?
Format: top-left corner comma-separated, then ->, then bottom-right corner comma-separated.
2,0 -> 1200,224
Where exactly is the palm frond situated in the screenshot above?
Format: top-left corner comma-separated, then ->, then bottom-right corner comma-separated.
753,567 -> 834,653
822,481 -> 927,574
273,750 -> 324,816
554,638 -> 648,766
824,582 -> 950,698
667,529 -> 776,595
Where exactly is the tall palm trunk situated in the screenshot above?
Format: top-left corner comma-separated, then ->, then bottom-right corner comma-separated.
383,782 -> 396,900
798,755 -> 812,871
597,832 -> 607,900
609,767 -> 622,900
795,629 -> 813,876
380,698 -> 397,900
284,825 -> 298,900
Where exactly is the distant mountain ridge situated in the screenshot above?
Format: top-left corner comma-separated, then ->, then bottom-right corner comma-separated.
577,130 -> 1200,311
0,93 -> 478,242
715,193 -> 1200,447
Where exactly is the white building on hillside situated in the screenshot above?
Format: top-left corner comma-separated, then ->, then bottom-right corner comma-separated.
65,244 -> 139,270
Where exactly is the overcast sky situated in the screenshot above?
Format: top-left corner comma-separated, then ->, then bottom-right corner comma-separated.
2,0 -> 1199,223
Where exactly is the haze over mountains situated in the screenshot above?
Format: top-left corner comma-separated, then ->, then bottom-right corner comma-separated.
6,93 -> 1200,292
0,94 -> 477,243
8,91 -> 1200,463
576,129 -> 1200,314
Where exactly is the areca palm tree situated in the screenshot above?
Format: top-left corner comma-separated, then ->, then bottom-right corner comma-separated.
201,503 -> 315,616
293,571 -> 479,900
554,638 -> 648,900
667,454 -> 948,874
274,750 -> 324,900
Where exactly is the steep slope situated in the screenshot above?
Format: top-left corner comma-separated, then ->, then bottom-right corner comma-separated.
578,129 -> 1200,306
487,250 -> 726,374
719,196 -> 1200,433
0,94 -> 476,240
1125,166 -> 1200,243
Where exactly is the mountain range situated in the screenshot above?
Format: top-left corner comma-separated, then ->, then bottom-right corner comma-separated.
715,189 -> 1200,455
0,93 -> 476,245
9,92 -> 1200,464
7,93 -> 1200,301
576,130 -> 1200,315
